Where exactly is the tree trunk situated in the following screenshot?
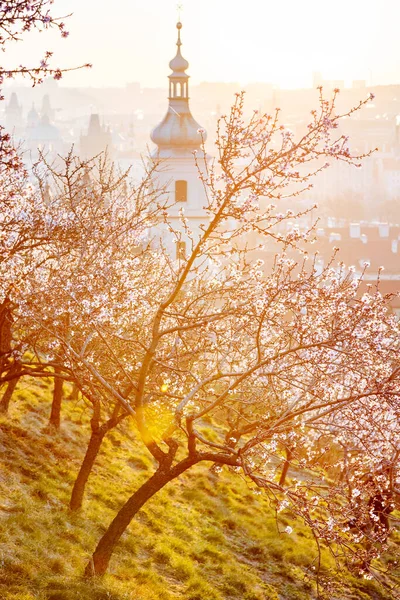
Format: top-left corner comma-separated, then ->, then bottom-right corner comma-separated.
279,447 -> 293,487
69,429 -> 106,511
70,402 -> 126,512
49,369 -> 63,429
69,383 -> 79,402
0,374 -> 20,414
85,457 -> 197,577
0,299 -> 13,376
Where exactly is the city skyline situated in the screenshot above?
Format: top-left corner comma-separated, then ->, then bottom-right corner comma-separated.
6,0 -> 400,89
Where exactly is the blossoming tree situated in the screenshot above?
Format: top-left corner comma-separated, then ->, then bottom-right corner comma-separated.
8,151 -> 169,505
0,0 -> 88,401
0,2 -> 398,593
8,88 -> 400,593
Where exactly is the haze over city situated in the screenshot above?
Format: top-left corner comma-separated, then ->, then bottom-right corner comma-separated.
2,2 -> 400,599
8,0 -> 400,89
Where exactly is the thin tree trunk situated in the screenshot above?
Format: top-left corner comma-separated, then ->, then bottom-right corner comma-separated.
85,456 -> 197,577
69,383 -> 79,402
0,298 -> 13,377
49,368 -> 63,429
0,374 -> 20,414
69,429 -> 106,511
70,402 -> 126,511
279,447 -> 293,487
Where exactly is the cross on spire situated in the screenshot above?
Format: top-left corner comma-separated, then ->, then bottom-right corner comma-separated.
176,3 -> 183,21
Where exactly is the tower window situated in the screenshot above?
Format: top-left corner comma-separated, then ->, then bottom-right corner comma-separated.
175,180 -> 187,202
176,241 -> 186,260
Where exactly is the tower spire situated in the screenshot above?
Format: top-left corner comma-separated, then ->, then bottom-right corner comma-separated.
151,21 -> 206,155
177,20 -> 182,47
168,22 -> 189,85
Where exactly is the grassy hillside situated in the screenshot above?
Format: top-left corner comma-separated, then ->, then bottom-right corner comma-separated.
0,377 -> 396,600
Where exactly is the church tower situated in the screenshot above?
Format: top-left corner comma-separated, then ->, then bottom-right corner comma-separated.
6,92 -> 23,131
80,114 -> 114,161
151,22 -> 209,259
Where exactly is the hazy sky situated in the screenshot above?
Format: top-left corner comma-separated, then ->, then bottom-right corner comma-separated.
9,0 -> 400,89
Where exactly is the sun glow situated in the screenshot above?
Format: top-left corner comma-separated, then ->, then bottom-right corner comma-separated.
8,0 -> 399,89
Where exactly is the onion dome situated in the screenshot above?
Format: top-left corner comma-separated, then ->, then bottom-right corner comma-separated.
28,114 -> 62,143
151,22 -> 207,154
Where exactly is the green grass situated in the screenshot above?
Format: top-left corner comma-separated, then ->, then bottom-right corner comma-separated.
0,377 -> 396,599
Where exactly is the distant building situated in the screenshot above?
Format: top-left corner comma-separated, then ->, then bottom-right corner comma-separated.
352,80 -> 366,90
312,72 -> 344,91
80,114 -> 113,160
41,94 -> 55,122
27,104 -> 40,130
314,222 -> 400,315
5,92 -> 23,131
260,220 -> 400,315
26,113 -> 64,158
